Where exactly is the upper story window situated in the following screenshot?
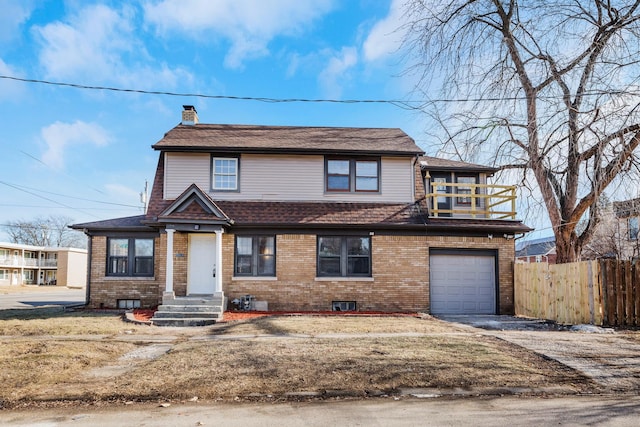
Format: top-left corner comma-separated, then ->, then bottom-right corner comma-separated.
107,238 -> 154,277
629,217 -> 639,240
317,236 -> 371,277
212,157 -> 238,191
235,235 -> 276,276
326,158 -> 380,193
456,176 -> 477,204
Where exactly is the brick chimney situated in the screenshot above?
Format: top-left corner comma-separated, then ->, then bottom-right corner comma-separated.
181,105 -> 198,125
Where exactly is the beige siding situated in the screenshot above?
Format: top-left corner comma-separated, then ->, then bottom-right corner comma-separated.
164,153 -> 414,203
58,249 -> 88,288
164,153 -> 210,199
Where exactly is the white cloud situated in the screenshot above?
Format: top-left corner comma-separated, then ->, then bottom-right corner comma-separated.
104,183 -> 141,203
363,0 -> 405,62
143,0 -> 335,69
41,121 -> 110,170
0,58 -> 25,100
318,47 -> 358,99
33,4 -> 191,88
0,0 -> 33,43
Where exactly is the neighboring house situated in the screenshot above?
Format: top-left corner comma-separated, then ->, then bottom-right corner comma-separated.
0,242 -> 87,287
71,106 -> 530,321
613,198 -> 640,260
516,236 -> 557,264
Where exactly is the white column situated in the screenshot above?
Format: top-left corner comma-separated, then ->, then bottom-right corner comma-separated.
215,229 -> 223,293
165,228 -> 175,296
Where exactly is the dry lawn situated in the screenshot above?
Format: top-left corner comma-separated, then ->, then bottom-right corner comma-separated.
0,313 -> 595,408
0,308 -> 144,336
210,315 -> 462,335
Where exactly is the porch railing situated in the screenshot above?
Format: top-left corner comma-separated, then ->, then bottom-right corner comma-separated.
426,182 -> 517,220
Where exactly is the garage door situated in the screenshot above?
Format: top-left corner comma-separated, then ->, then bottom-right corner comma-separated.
429,253 -> 496,314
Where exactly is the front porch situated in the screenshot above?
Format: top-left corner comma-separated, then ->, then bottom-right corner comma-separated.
152,228 -> 226,326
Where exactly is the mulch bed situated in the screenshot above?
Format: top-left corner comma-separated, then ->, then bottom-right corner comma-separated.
132,309 -> 419,323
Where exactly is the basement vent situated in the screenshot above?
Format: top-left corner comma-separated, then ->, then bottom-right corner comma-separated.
117,299 -> 141,309
332,301 -> 356,311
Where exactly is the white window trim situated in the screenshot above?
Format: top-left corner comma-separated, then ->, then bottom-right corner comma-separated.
212,157 -> 239,191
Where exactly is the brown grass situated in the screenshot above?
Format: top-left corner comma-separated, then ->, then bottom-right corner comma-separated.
210,315 -> 463,336
0,313 -> 596,407
108,335 -> 587,400
0,339 -> 137,403
0,308 -> 143,336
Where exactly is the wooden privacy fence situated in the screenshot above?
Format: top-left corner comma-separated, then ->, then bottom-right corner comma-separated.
514,259 -> 640,326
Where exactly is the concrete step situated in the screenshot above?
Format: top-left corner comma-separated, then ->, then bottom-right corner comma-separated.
152,311 -> 221,319
157,304 -> 223,313
162,296 -> 224,306
151,317 -> 218,327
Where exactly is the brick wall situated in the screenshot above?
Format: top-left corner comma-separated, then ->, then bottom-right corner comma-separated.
223,233 -> 514,314
87,235 -> 164,309
87,231 -> 515,314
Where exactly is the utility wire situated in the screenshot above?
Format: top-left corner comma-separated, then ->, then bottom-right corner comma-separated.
2,181 -> 140,208
0,181 -> 100,219
2,74 -> 639,108
0,74 -> 416,109
19,150 -> 107,195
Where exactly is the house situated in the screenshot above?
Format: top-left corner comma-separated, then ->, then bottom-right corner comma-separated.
71,106 -> 530,323
515,236 -> 557,264
0,242 -> 87,287
612,198 -> 640,260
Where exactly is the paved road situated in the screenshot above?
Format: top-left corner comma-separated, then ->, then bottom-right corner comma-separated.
0,286 -> 85,310
2,395 -> 640,426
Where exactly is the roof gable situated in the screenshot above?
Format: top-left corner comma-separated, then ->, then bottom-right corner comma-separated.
158,184 -> 231,224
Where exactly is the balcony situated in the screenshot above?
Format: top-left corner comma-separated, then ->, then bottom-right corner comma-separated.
0,257 -> 58,268
426,182 -> 517,220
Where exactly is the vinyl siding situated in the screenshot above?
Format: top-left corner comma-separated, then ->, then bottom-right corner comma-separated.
164,153 -> 414,203
164,153 -> 210,199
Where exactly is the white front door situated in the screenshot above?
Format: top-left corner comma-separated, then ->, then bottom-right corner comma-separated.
188,234 -> 217,295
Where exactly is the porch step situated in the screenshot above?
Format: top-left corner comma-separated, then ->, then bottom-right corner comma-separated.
152,309 -> 221,319
151,317 -> 219,327
156,304 -> 223,313
151,293 -> 224,327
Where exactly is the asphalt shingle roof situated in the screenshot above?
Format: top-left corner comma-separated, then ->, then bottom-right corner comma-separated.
152,124 -> 423,155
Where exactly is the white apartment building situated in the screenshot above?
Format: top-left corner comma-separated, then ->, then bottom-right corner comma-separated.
0,242 -> 87,288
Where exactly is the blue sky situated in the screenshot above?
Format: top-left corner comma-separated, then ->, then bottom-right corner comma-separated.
0,0 -> 432,241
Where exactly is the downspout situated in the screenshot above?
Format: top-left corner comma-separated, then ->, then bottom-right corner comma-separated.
83,229 -> 91,307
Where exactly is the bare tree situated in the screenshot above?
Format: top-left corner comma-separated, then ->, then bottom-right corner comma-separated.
3,215 -> 86,248
404,0 -> 640,263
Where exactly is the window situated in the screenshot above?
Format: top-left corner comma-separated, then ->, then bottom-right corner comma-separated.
317,236 -> 371,277
235,236 -> 276,276
0,270 -> 7,280
326,158 -> 379,192
107,238 -> 154,277
629,217 -> 639,240
212,157 -> 238,191
332,301 -> 356,311
117,299 -> 141,309
456,176 -> 477,204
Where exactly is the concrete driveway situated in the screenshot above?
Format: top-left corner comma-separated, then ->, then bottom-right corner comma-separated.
0,286 -> 85,310
438,315 -> 640,393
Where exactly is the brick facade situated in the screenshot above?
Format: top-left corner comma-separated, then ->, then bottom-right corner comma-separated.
87,231 -> 515,314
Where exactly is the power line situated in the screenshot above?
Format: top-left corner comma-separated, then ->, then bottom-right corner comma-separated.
0,74 -> 416,109
0,181 -> 100,219
19,150 -> 107,195
2,74 -> 639,108
2,181 -> 140,208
